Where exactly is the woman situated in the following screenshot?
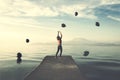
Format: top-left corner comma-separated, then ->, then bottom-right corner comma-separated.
56,31 -> 63,57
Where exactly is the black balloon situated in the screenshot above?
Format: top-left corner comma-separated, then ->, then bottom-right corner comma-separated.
75,12 -> 78,16
61,23 -> 66,28
96,22 -> 100,26
17,52 -> 22,58
17,52 -> 22,64
26,39 -> 29,43
83,51 -> 89,56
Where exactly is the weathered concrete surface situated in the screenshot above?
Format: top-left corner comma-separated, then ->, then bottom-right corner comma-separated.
24,56 -> 86,80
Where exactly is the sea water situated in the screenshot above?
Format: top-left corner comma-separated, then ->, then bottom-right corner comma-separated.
0,44 -> 120,80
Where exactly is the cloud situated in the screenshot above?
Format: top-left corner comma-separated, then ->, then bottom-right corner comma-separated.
0,0 -> 119,30
0,0 -> 59,17
108,16 -> 120,22
0,0 -> 97,19
101,0 -> 120,5
0,16 -> 59,32
0,0 -> 119,20
93,2 -> 120,21
58,4 -> 97,19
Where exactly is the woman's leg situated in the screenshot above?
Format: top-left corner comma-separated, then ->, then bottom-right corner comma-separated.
56,46 -> 59,57
60,46 -> 63,57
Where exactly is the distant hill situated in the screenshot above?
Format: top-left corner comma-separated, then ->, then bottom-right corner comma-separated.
64,38 -> 120,46
64,38 -> 97,45
32,38 -> 120,46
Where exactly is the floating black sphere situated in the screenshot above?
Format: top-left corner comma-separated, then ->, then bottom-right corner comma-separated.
83,51 -> 89,56
17,52 -> 22,58
26,39 -> 29,43
96,22 -> 100,26
61,23 -> 66,28
75,12 -> 78,16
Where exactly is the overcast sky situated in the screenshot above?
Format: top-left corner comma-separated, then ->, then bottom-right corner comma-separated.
0,0 -> 120,52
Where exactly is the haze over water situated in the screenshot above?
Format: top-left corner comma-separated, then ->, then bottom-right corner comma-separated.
0,44 -> 120,80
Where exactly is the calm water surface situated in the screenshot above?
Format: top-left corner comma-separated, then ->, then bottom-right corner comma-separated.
0,44 -> 120,80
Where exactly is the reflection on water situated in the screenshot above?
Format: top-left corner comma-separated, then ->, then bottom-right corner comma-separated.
17,58 -> 22,64
0,45 -> 120,80
76,57 -> 120,80
17,52 -> 22,64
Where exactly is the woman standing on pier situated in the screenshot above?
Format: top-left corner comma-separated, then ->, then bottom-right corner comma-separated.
56,31 -> 63,57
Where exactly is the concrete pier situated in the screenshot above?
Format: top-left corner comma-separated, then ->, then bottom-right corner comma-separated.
24,56 -> 85,80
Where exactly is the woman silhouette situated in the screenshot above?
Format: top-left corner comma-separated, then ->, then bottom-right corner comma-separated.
56,31 -> 63,57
